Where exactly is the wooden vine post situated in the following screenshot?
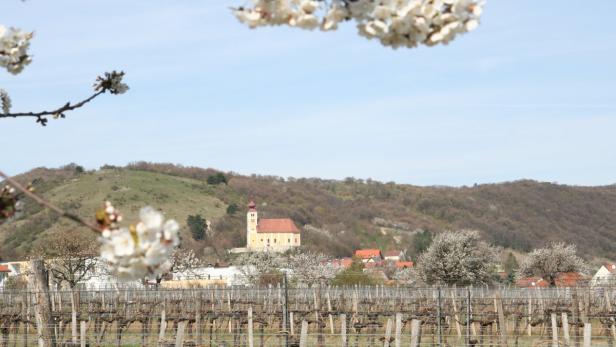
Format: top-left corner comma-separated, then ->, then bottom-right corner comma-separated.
495,291 -> 507,347
29,259 -> 57,347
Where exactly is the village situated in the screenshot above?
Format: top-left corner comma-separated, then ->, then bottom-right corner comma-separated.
1,201 -> 614,291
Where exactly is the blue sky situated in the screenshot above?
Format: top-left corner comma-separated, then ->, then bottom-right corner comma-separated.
1,1 -> 615,186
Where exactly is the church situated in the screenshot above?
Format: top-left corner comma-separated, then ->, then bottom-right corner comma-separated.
246,200 -> 301,252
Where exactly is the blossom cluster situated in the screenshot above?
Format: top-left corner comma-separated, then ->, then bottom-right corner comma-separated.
0,185 -> 21,224
0,89 -> 10,114
517,242 -> 588,281
98,202 -> 180,281
233,0 -> 485,48
416,230 -> 498,285
94,71 -> 129,95
0,25 -> 33,75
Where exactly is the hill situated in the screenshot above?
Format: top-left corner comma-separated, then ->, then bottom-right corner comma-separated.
1,162 -> 615,263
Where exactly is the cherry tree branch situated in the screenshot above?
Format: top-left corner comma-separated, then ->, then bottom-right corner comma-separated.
0,70 -> 128,126
0,90 -> 104,125
0,169 -> 102,233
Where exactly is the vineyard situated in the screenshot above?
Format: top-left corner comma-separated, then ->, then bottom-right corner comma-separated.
2,285 -> 616,346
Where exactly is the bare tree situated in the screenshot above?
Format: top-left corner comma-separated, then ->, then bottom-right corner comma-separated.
36,232 -> 99,290
27,230 -> 97,290
32,229 -> 98,344
415,230 -> 498,286
170,249 -> 204,277
517,242 -> 587,286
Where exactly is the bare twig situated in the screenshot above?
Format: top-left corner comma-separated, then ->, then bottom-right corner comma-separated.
0,169 -> 102,233
0,91 -> 105,125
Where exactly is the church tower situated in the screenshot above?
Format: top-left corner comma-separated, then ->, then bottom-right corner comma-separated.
246,200 -> 258,249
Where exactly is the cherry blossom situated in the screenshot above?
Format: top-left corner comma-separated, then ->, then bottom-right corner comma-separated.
233,0 -> 486,48
0,89 -> 10,114
99,203 -> 180,281
0,25 -> 33,75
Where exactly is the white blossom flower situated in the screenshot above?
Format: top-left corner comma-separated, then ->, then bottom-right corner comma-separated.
294,14 -> 320,30
373,5 -> 393,21
235,8 -> 265,28
322,4 -> 348,31
94,71 -> 129,95
0,89 -> 11,114
0,184 -> 22,224
300,0 -> 320,14
100,228 -> 135,259
0,25 -> 33,75
99,206 -> 180,281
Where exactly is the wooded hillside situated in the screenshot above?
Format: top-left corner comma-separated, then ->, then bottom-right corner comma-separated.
1,162 -> 615,262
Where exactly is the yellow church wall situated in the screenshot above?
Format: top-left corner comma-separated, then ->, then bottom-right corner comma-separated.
245,205 -> 301,252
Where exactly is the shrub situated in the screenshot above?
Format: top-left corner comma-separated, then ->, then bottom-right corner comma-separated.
207,173 -> 228,185
226,203 -> 239,215
187,214 -> 207,240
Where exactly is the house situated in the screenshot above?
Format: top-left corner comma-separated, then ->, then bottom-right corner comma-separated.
554,272 -> 589,287
516,276 -> 549,288
354,249 -> 382,263
0,265 -> 11,288
395,261 -> 414,269
331,258 -> 353,269
383,250 -> 405,262
164,266 -> 244,287
0,261 -> 30,289
246,201 -> 301,252
516,272 -> 589,288
78,260 -> 144,290
591,263 -> 616,286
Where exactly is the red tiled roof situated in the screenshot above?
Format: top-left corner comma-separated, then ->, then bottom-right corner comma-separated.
554,272 -> 589,287
355,249 -> 382,259
384,250 -> 402,257
332,258 -> 353,269
604,263 -> 616,274
395,261 -> 414,269
0,265 -> 10,273
257,218 -> 300,234
516,276 -> 549,288
516,273 -> 589,288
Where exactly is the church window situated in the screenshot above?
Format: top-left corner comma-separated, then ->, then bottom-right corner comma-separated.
288,238 -> 291,243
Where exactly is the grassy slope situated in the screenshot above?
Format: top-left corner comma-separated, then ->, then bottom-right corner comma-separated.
0,168 -> 227,257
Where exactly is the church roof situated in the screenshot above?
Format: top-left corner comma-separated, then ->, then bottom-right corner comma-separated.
257,218 -> 300,234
